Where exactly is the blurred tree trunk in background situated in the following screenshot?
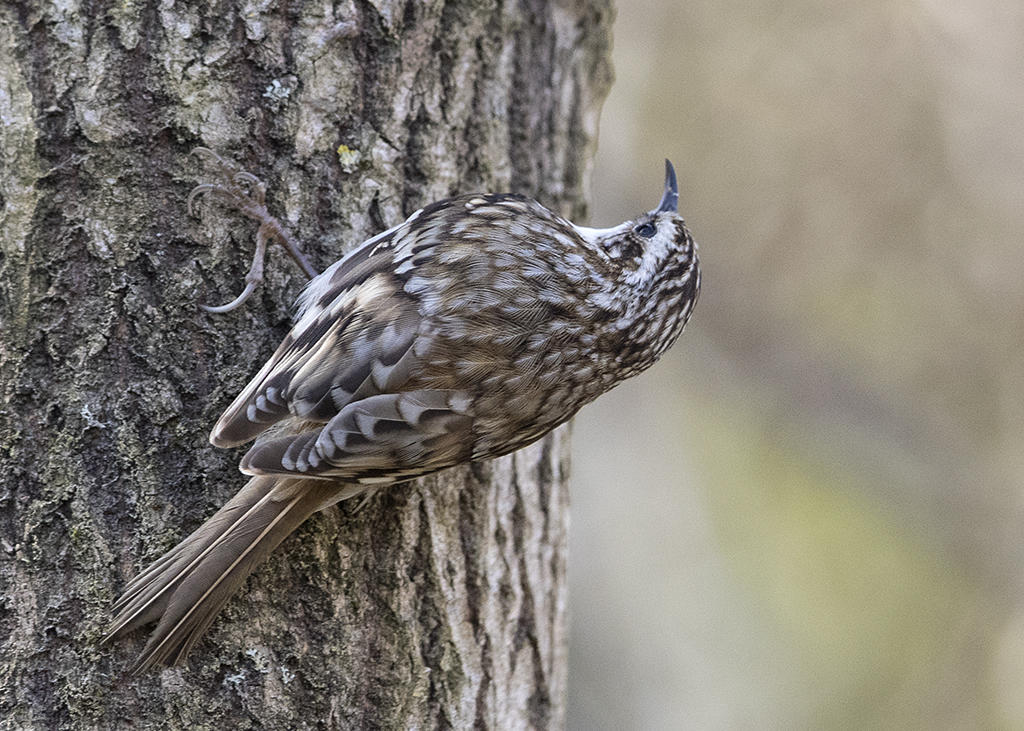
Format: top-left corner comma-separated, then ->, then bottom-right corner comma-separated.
0,2 -> 611,727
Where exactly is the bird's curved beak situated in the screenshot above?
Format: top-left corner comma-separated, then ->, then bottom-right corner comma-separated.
655,159 -> 678,214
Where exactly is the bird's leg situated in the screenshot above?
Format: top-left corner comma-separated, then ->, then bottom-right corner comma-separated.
188,147 -> 320,313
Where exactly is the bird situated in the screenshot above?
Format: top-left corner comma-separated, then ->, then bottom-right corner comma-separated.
105,152 -> 701,672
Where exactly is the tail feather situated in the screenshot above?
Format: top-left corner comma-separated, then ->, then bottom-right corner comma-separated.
106,476 -> 356,673
108,477 -> 278,630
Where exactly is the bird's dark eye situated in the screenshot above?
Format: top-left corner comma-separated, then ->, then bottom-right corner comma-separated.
634,222 -> 657,238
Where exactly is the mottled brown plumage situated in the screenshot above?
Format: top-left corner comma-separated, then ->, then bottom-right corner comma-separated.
106,154 -> 700,672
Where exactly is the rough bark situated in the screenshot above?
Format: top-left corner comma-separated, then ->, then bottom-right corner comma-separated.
0,1 -> 612,728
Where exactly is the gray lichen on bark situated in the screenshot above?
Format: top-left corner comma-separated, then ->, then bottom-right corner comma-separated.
0,1 -> 612,728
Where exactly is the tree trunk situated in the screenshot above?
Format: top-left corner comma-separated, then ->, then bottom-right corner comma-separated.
0,2 -> 612,728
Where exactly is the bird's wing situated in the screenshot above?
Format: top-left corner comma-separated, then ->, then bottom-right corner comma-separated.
239,389 -> 475,482
209,214 -> 436,449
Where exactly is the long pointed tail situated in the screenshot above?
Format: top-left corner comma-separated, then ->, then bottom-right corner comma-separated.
106,476 -> 353,672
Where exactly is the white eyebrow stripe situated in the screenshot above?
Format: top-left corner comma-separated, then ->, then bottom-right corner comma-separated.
571,223 -> 627,244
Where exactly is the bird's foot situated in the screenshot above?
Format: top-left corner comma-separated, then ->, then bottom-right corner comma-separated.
188,147 -> 319,313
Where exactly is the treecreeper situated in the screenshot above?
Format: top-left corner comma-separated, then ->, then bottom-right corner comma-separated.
106,150 -> 701,672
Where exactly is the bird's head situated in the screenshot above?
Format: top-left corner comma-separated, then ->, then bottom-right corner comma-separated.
574,159 -> 699,315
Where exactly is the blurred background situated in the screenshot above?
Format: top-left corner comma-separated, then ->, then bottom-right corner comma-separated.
567,1 -> 1024,728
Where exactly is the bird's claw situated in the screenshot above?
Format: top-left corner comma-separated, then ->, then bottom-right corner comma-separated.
188,148 -> 319,313
186,183 -> 217,216
187,149 -> 267,221
199,280 -> 259,314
